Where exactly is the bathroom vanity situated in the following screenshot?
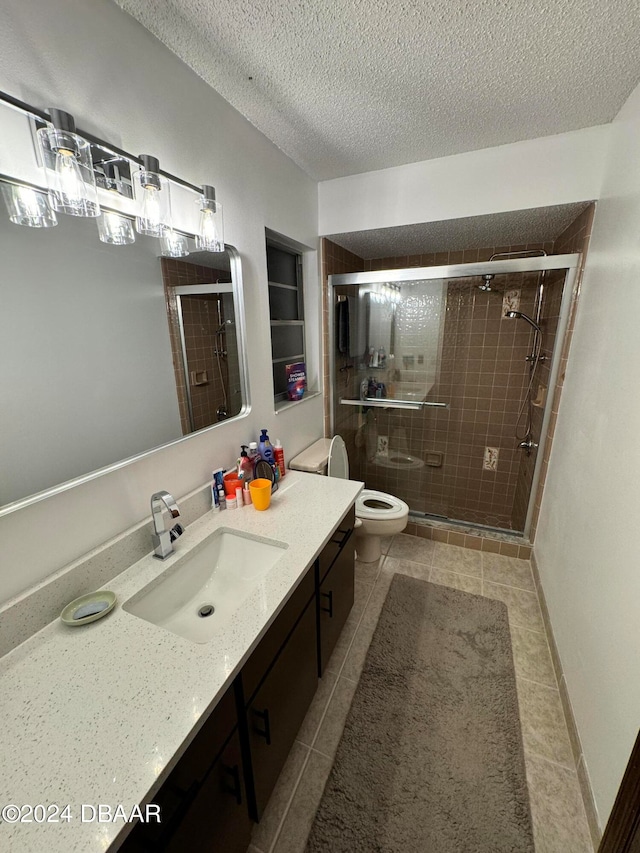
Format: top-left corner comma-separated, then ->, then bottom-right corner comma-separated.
0,472 -> 361,852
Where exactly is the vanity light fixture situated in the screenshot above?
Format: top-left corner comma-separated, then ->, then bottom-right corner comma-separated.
160,229 -> 190,258
195,184 -> 224,252
1,183 -> 57,228
134,154 -> 171,237
96,163 -> 136,245
36,109 -> 100,217
97,211 -> 136,245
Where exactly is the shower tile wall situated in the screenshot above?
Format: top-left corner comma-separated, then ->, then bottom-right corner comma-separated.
359,273 -> 541,529
161,259 -> 232,434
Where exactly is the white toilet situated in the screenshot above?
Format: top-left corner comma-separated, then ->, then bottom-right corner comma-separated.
289,436 -> 409,563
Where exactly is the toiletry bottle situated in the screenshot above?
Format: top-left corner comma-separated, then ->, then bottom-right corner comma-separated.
227,496 -> 237,510
238,445 -> 253,482
235,486 -> 244,507
248,441 -> 260,474
360,378 -> 369,400
258,429 -> 276,466
217,486 -> 226,510
273,439 -> 286,479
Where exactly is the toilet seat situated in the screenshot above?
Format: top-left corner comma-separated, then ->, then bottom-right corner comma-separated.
327,434 -> 349,479
356,489 -> 408,521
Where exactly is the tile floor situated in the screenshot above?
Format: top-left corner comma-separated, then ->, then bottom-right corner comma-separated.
247,534 -> 595,853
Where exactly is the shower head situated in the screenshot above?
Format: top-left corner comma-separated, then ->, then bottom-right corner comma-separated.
504,311 -> 541,334
215,319 -> 234,334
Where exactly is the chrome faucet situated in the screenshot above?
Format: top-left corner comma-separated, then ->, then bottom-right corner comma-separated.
151,490 -> 184,559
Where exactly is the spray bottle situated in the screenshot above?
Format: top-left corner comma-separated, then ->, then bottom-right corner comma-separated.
273,439 -> 286,479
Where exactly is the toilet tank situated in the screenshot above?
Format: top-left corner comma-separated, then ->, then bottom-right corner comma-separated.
289,438 -> 332,475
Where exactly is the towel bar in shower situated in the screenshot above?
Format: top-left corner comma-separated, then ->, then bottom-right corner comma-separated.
339,397 -> 449,411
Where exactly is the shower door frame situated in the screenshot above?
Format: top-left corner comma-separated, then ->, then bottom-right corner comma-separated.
328,254 -> 581,539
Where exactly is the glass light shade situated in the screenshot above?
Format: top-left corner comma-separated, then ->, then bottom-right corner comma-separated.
196,196 -> 224,252
160,229 -> 189,257
97,212 -> 135,245
37,126 -> 100,217
1,184 -> 57,227
133,170 -> 171,237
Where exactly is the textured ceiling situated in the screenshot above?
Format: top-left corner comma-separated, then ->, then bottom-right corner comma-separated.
116,0 -> 640,180
327,203 -> 590,259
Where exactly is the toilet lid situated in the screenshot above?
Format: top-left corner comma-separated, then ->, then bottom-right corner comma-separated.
356,489 -> 409,521
328,434 -> 349,479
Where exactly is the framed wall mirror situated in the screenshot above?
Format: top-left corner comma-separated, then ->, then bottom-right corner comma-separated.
0,95 -> 249,514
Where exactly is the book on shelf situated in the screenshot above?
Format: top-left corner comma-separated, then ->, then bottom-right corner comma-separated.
286,361 -> 307,401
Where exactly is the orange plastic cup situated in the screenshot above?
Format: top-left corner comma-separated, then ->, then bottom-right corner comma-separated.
249,478 -> 272,511
223,473 -> 243,496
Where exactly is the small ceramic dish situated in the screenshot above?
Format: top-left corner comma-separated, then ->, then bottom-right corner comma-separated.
60,591 -> 117,627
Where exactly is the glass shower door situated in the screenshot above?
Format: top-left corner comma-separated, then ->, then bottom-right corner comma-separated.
333,278 -> 453,518
330,258 -> 576,535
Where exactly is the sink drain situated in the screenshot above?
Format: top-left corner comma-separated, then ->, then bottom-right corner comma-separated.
197,604 -> 215,618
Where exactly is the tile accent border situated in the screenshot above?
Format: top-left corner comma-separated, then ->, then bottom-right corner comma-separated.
530,552 -> 602,850
403,517 -> 532,560
0,482 -> 213,658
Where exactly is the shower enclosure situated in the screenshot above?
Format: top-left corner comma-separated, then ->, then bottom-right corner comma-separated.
329,255 -> 580,536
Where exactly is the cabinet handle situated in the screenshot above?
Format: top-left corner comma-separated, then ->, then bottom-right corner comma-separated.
221,763 -> 242,805
331,528 -> 352,547
253,708 -> 272,745
320,590 -> 334,617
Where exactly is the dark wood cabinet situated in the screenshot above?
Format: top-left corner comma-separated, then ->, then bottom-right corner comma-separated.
119,683 -> 251,853
318,532 -> 355,675
244,599 -> 318,819
165,729 -> 250,853
241,566 -> 315,703
317,505 -> 355,582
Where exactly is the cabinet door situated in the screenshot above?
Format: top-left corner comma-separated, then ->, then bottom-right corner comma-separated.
318,532 -> 355,675
165,729 -> 252,853
247,600 -> 318,820
317,505 -> 356,583
242,566 -> 315,703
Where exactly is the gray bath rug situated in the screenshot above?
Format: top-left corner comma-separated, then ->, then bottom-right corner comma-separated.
305,574 -> 535,852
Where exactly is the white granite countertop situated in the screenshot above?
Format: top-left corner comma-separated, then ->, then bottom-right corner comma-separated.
0,471 -> 362,852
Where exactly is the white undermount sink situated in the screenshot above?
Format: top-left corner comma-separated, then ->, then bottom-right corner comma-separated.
123,529 -> 288,644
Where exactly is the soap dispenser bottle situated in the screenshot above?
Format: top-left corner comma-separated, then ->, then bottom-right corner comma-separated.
238,445 -> 253,482
258,429 -> 275,466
